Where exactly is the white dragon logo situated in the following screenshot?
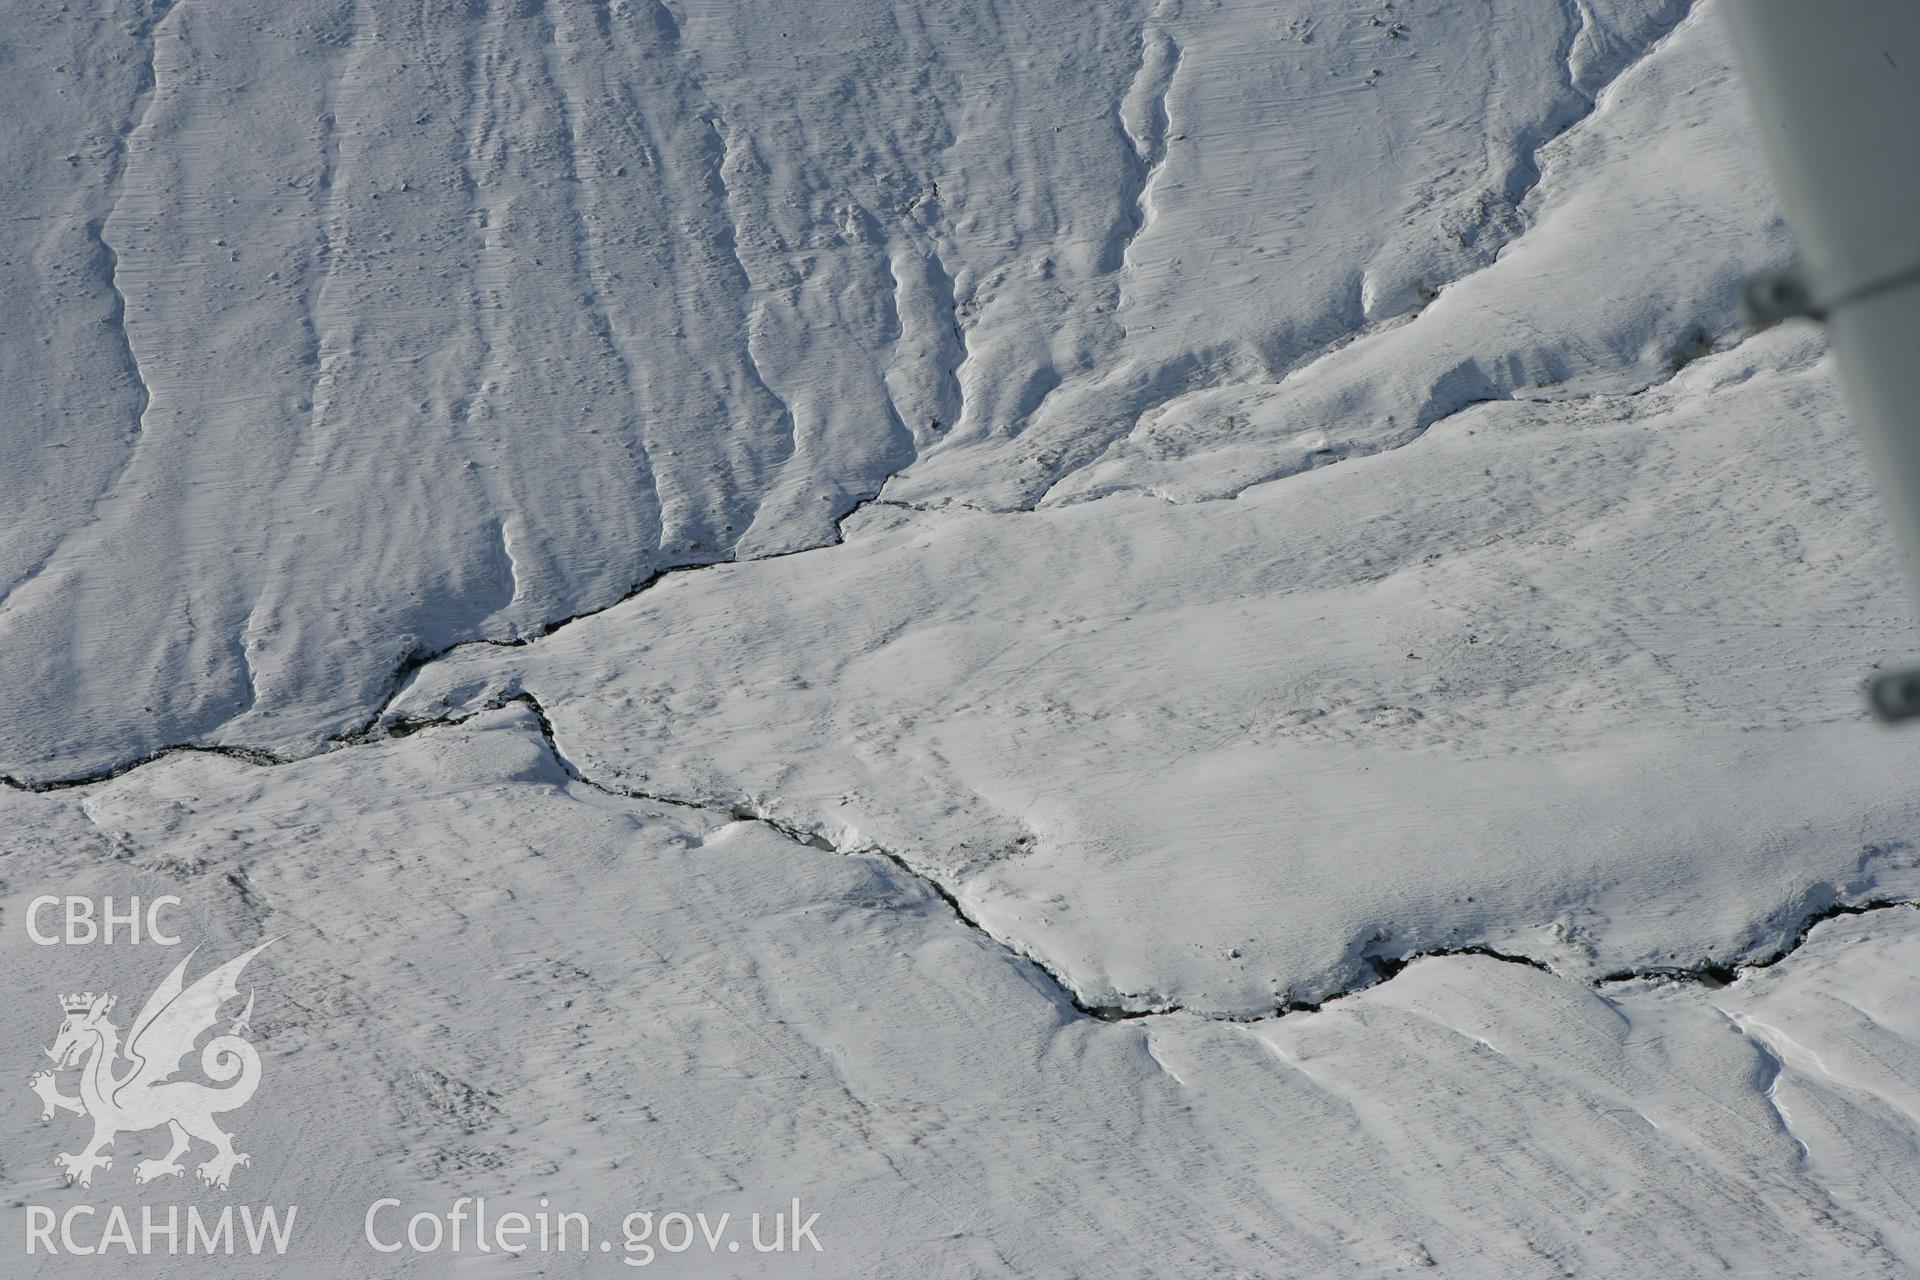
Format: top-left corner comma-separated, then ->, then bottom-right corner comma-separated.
29,940 -> 273,1190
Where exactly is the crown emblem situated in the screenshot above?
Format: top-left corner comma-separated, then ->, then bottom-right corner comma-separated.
59,992 -> 105,1014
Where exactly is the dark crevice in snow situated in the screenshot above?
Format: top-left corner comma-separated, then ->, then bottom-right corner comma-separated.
338,486 -> 909,745
4,456 -> 913,789
499,683 -> 1920,1022
9,686 -> 1916,1029
475,692 -> 1157,1023
504,686 -> 1920,1023
3,0 -> 1703,769
1595,900 -> 1920,990
1364,944 -> 1554,984
382,689 -> 1449,1025
0,742 -> 291,794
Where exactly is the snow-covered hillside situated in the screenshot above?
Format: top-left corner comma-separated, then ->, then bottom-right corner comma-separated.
5,1 -> 1918,1275
5,708 -> 1918,1276
391,325 -> 1920,1019
4,0 -> 1740,780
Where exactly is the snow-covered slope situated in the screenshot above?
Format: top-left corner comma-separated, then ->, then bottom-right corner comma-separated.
5,0 -> 1738,781
390,327 -> 1920,1015
1042,2 -> 1790,504
7,1 -> 1920,1274
5,708 -> 1918,1277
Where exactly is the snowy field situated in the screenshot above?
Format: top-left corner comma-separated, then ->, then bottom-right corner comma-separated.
4,0 -> 1918,1275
